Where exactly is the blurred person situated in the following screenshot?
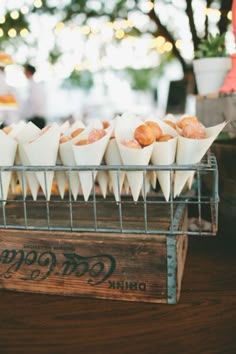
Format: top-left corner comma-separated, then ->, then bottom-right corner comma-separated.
20,63 -> 47,129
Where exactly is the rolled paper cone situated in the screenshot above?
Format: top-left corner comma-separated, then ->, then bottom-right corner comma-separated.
147,118 -> 178,201
72,126 -> 112,201
59,121 -> 70,135
104,138 -> 125,202
10,171 -> 17,194
0,130 -> 17,202
151,137 -> 177,201
117,142 -> 154,202
146,170 -> 157,190
115,115 -> 154,202
16,122 -> 41,200
141,172 -> 152,198
55,156 -> 67,199
96,170 -> 108,198
59,139 -> 81,201
23,125 -> 60,200
69,120 -> 85,136
8,121 -> 26,139
174,121 -> 227,197
124,175 -> 130,195
55,170 -> 67,199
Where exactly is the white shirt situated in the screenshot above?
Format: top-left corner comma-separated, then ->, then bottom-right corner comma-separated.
21,77 -> 47,120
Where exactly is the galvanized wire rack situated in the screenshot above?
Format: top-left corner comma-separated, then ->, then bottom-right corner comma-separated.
0,153 -> 218,236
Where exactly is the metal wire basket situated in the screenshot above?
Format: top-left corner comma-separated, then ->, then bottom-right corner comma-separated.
0,153 -> 218,236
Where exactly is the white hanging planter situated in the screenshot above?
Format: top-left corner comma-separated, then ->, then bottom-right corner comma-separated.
193,57 -> 231,95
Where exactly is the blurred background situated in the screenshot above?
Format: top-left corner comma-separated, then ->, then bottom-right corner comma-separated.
0,0 -> 234,124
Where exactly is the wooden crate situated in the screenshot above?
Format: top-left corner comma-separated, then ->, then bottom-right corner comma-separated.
196,93 -> 236,137
0,201 -> 188,304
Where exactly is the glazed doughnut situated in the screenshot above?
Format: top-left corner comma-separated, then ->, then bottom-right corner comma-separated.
158,134 -> 174,142
134,124 -> 155,147
71,127 -> 84,138
181,122 -> 206,139
122,139 -> 142,149
59,135 -> 71,144
177,116 -> 199,129
75,139 -> 89,146
145,121 -> 163,140
164,120 -> 176,130
88,128 -> 106,143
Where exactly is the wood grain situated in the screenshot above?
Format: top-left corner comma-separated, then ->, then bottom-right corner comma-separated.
0,220 -> 235,354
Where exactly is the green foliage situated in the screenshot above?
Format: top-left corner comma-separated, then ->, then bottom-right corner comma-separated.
195,33 -> 227,59
124,52 -> 173,91
0,11 -> 29,45
48,46 -> 62,65
62,69 -> 94,91
125,67 -> 158,91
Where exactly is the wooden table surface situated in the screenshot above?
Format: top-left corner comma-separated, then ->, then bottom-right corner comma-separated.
0,220 -> 236,354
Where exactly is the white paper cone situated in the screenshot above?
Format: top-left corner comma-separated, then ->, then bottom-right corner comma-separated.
115,115 -> 154,202
146,170 -> 157,190
0,130 -> 17,202
16,122 -> 41,199
104,138 -> 125,202
124,175 -> 130,194
72,126 -> 112,201
174,121 -> 227,197
96,170 -> 108,198
148,118 -> 178,201
23,125 -> 60,200
59,140 -> 80,200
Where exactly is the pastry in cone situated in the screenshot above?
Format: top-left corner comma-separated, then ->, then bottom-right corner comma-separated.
15,122 -> 41,199
0,130 -> 17,202
72,125 -> 113,201
23,124 -> 60,200
115,115 -> 154,202
163,114 -> 177,130
59,133 -> 82,201
148,118 -> 178,201
96,170 -> 108,198
104,137 -> 125,202
174,121 -> 227,197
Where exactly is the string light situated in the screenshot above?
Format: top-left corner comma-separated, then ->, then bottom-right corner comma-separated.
55,22 -> 65,34
8,28 -> 17,37
0,16 -> 5,24
20,28 -> 29,37
10,10 -> 20,20
21,6 -> 29,15
34,0 -> 43,8
0,29 -> 3,37
175,39 -> 182,49
163,42 -> 173,52
115,29 -> 125,39
227,11 -> 232,21
81,25 -> 91,35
